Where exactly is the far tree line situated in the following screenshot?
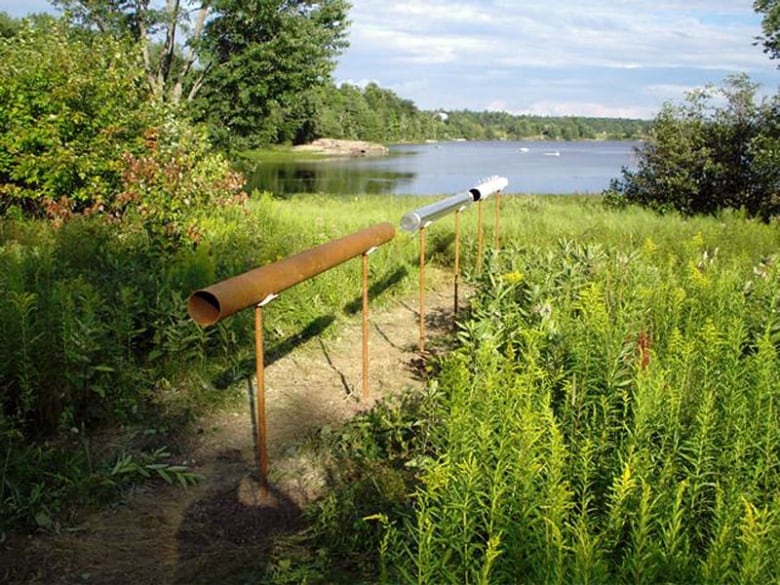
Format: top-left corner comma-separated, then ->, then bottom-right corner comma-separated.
313,84 -> 651,144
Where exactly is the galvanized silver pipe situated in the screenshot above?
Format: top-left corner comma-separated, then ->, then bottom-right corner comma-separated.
469,175 -> 509,201
400,191 -> 473,232
400,176 -> 509,232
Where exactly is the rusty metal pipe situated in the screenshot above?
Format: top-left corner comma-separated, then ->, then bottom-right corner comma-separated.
188,222 -> 396,326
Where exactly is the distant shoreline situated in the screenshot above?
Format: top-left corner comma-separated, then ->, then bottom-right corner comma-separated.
292,138 -> 389,157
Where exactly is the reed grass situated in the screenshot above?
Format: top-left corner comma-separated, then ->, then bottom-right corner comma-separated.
367,197 -> 780,583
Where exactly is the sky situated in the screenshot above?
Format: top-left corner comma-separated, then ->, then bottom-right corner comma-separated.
334,0 -> 779,119
5,0 -> 779,120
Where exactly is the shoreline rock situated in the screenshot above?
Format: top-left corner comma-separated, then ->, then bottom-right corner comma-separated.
292,138 -> 388,157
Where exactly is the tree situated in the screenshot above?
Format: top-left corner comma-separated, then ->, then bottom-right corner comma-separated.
191,0 -> 350,149
53,0 -> 350,147
755,0 -> 780,63
0,11 -> 21,38
605,75 -> 780,220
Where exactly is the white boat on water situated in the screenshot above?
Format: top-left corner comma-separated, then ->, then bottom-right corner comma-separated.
544,150 -> 560,157
519,147 -> 529,153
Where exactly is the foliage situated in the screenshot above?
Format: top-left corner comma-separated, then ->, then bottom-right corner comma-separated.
307,83 -> 440,145
437,109 -> 650,142
191,0 -> 350,150
247,196 -> 780,584
0,11 -> 21,38
54,0 -> 351,149
0,17 -> 153,216
0,428 -> 200,533
0,193 -> 422,532
300,83 -> 651,145
755,0 -> 780,63
375,230 -> 780,583
0,17 -> 249,246
108,121 -> 248,248
605,75 -> 780,220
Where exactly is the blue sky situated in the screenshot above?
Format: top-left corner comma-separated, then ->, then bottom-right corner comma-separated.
5,0 -> 778,119
335,0 -> 779,119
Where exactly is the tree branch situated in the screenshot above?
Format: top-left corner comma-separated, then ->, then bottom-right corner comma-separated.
172,2 -> 211,103
157,0 -> 180,97
133,0 -> 161,97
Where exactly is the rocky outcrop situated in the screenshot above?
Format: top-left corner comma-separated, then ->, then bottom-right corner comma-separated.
292,138 -> 388,156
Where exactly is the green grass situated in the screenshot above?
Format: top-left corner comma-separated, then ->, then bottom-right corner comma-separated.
251,194 -> 780,584
2,191 -> 779,585
237,146 -> 330,163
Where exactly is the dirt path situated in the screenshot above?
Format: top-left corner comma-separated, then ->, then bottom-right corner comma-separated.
4,287 -> 457,584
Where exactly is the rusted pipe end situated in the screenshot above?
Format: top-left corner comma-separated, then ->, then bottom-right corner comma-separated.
187,222 -> 395,327
188,290 -> 222,327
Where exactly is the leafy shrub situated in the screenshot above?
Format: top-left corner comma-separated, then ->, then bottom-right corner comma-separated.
376,235 -> 780,583
0,17 -> 248,248
605,75 -> 780,220
107,122 -> 248,249
0,17 -> 153,215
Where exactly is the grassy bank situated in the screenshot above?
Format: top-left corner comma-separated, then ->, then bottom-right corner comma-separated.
253,195 -> 780,584
2,193 -> 779,584
0,191 -> 455,532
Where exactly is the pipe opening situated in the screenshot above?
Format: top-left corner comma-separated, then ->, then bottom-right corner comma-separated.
469,188 -> 482,201
188,291 -> 222,326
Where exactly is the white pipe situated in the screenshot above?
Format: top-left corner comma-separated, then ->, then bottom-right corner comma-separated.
469,175 -> 509,201
400,176 -> 509,232
400,191 -> 474,232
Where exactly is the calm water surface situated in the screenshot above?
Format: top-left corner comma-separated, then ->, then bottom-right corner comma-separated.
244,140 -> 640,196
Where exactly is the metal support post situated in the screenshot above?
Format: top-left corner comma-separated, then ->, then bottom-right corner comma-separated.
454,207 -> 465,315
361,247 -> 377,399
419,224 -> 428,353
477,199 -> 484,275
253,294 -> 276,492
494,190 -> 502,251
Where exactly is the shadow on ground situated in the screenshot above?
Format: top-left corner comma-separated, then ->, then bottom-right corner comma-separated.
212,315 -> 336,390
343,266 -> 409,315
175,449 -> 302,584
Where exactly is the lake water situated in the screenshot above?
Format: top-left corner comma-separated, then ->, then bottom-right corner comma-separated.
243,140 -> 641,196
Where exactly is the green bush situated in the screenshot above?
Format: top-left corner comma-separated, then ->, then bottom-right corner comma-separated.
605,75 -> 780,220
0,18 -> 153,215
0,17 -> 247,248
376,234 -> 780,583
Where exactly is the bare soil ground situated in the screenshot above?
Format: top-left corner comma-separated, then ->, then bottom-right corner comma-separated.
2,287 -> 456,584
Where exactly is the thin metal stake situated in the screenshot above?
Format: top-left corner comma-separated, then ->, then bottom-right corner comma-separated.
252,293 -> 276,491
254,304 -> 269,492
419,224 -> 427,353
494,190 -> 502,251
454,208 -> 462,315
477,199 -> 484,275
361,251 -> 370,399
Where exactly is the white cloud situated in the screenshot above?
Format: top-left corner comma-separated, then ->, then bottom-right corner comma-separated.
523,100 -> 655,119
390,1 -> 496,25
339,0 -> 777,117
